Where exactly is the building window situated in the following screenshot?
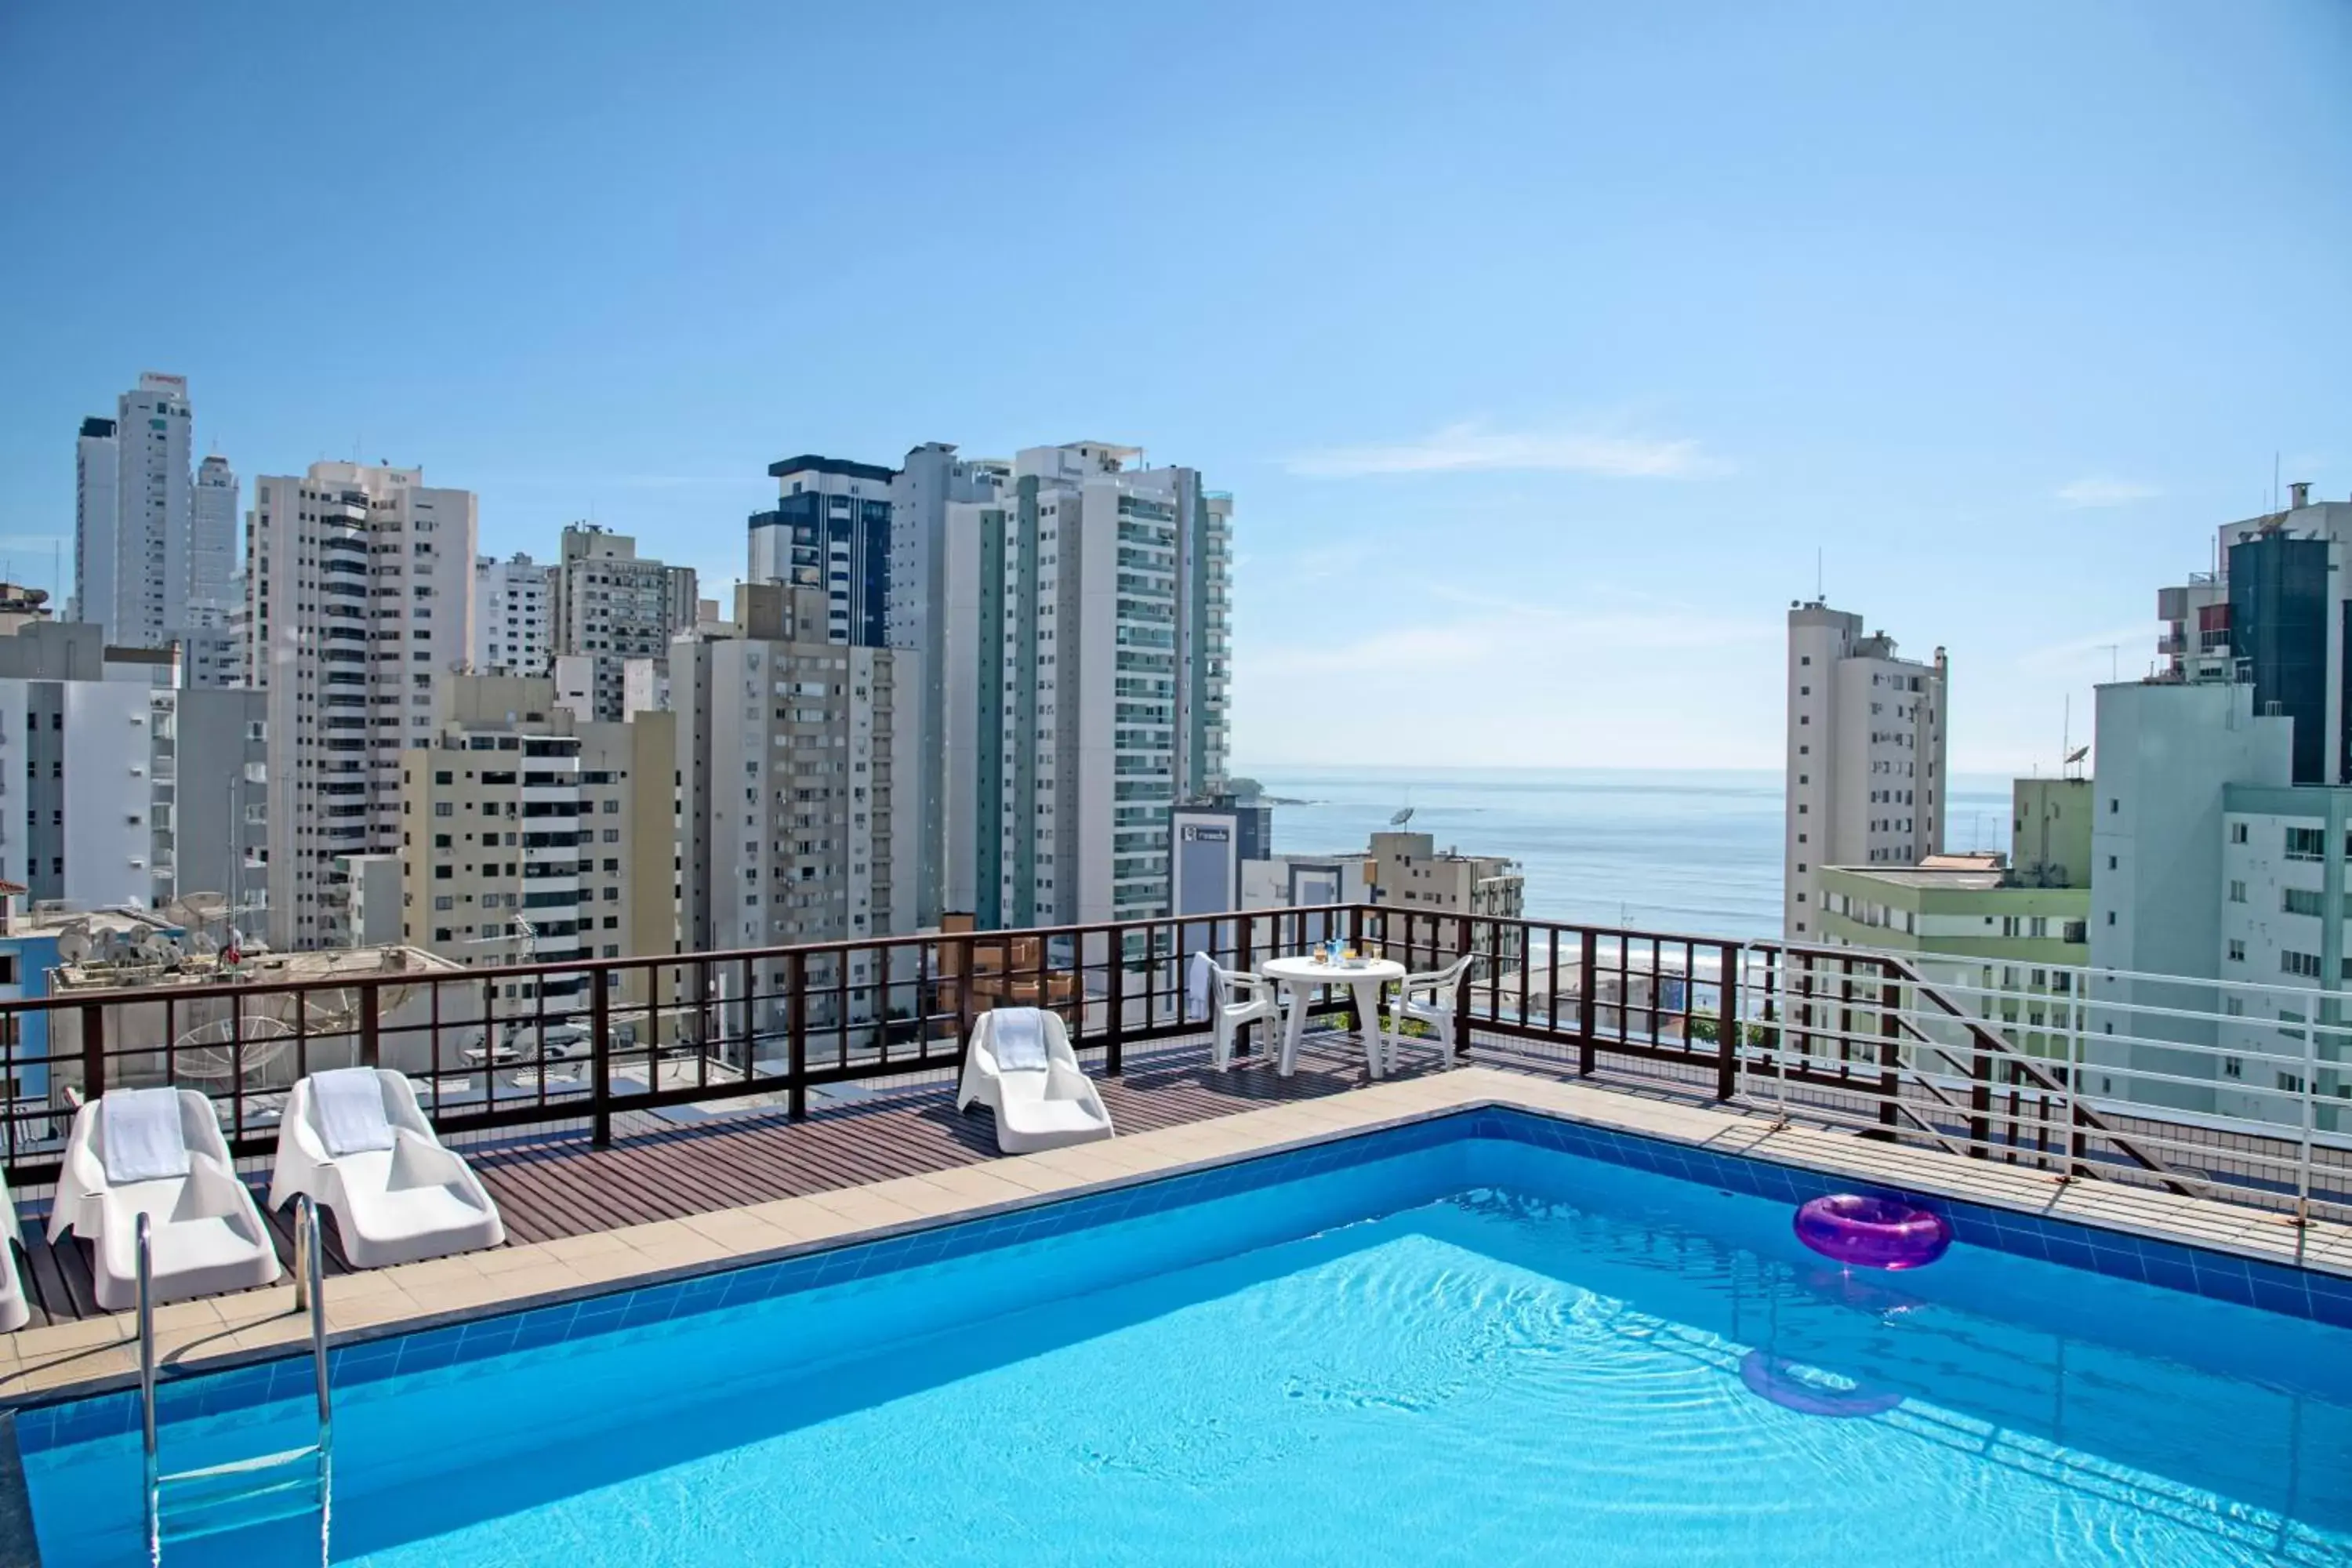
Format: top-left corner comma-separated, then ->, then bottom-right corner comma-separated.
2285,827 -> 2325,862
2284,887 -> 2324,916
2230,822 -> 2248,844
2282,950 -> 2321,978
2227,938 -> 2245,960
2228,880 -> 2247,904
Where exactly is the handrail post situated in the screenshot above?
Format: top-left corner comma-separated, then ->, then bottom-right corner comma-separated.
590,967 -> 612,1149
299,1196 -> 330,1424
138,1211 -> 158,1566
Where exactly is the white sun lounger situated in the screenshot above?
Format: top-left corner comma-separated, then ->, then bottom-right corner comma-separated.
955,1007 -> 1115,1155
0,1173 -> 27,1332
48,1088 -> 283,1312
268,1068 -> 505,1270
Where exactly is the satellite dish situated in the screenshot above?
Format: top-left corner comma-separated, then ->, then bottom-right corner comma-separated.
171,1014 -> 298,1081
1390,807 -> 1414,827
2064,745 -> 2090,765
187,931 -> 219,956
137,938 -> 183,965
55,928 -> 90,966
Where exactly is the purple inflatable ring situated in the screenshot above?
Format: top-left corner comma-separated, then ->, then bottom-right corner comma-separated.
1794,1194 -> 1951,1271
1739,1350 -> 1903,1418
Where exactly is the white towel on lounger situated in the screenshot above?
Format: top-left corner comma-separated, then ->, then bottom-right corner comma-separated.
101,1088 -> 190,1185
313,1067 -> 397,1157
992,1008 -> 1049,1072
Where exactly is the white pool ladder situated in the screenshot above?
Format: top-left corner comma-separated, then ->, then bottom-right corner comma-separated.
136,1193 -> 334,1565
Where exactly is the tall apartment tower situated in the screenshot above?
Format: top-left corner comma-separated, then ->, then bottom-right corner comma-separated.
673,583 -> 911,1044
2153,486 -> 2352,786
941,442 -> 1233,930
180,455 -> 241,688
474,552 -> 555,677
1784,601 -> 1949,939
753,443 -> 1007,925
245,461 -> 478,949
753,456 -> 899,647
70,417 -> 118,627
69,374 -> 238,664
550,526 -> 698,720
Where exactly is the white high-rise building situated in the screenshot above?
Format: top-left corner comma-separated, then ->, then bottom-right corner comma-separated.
474,551 -> 555,677
552,526 -> 698,720
1784,600 -> 1949,939
0,622 -> 265,915
70,374 -> 238,662
942,442 -> 1233,930
245,461 -> 478,949
70,417 -> 118,627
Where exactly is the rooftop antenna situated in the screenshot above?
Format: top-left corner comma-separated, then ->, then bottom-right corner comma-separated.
2100,644 -> 2120,683
1815,547 -> 1824,601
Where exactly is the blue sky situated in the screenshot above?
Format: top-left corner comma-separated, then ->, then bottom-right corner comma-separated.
3,2 -> 2347,774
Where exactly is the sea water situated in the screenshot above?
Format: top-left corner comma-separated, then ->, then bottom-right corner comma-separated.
1245,765 -> 2018,938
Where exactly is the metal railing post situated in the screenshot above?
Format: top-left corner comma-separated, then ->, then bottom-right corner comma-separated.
1104,925 -> 1125,1077
1577,929 -> 1598,1076
1715,941 -> 1740,1100
81,1000 -> 107,1106
1875,965 -> 1901,1137
590,967 -> 613,1149
2299,1020 -> 2317,1227
358,981 -> 380,1069
1454,918 -> 1475,1063
786,950 -> 808,1121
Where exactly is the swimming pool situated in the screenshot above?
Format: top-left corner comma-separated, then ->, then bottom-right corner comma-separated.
18,1109 -> 2352,1566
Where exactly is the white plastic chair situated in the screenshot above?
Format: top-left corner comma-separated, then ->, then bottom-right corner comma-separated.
1384,953 -> 1477,1072
268,1068 -> 506,1269
0,1173 -> 27,1332
1206,960 -> 1283,1071
48,1089 -> 284,1311
956,1007 -> 1115,1154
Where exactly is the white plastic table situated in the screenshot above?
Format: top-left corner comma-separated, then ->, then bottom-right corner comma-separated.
1260,955 -> 1406,1078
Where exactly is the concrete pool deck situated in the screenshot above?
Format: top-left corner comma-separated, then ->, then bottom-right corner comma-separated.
5,1064 -> 2347,1407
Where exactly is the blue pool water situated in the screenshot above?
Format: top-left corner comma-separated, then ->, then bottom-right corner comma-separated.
23,1124 -> 2352,1566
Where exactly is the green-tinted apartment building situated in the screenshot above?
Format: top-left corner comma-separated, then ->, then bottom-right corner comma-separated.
1812,779 -> 2094,1060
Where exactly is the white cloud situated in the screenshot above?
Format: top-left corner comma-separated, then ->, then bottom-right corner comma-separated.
1286,420 -> 1719,480
2013,622 -> 2163,677
2056,477 -> 2161,509
1232,589 -> 1784,768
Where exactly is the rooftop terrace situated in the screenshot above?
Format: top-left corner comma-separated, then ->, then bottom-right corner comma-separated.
1,903 -> 2346,1385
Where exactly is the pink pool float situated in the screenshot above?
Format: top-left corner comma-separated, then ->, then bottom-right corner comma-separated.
1794,1194 -> 1951,1271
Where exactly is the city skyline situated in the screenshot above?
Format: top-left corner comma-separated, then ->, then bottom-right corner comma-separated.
4,4 -> 2350,777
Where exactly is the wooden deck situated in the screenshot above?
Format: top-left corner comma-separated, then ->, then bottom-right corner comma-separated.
8,1031 -> 1409,1327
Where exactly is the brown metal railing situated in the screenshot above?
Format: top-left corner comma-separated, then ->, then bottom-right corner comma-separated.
0,904 -> 2336,1221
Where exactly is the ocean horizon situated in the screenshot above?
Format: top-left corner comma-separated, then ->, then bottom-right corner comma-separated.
1237,764 -> 2019,941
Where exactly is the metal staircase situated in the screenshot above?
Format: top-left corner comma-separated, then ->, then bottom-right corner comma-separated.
137,1195 -> 333,1564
